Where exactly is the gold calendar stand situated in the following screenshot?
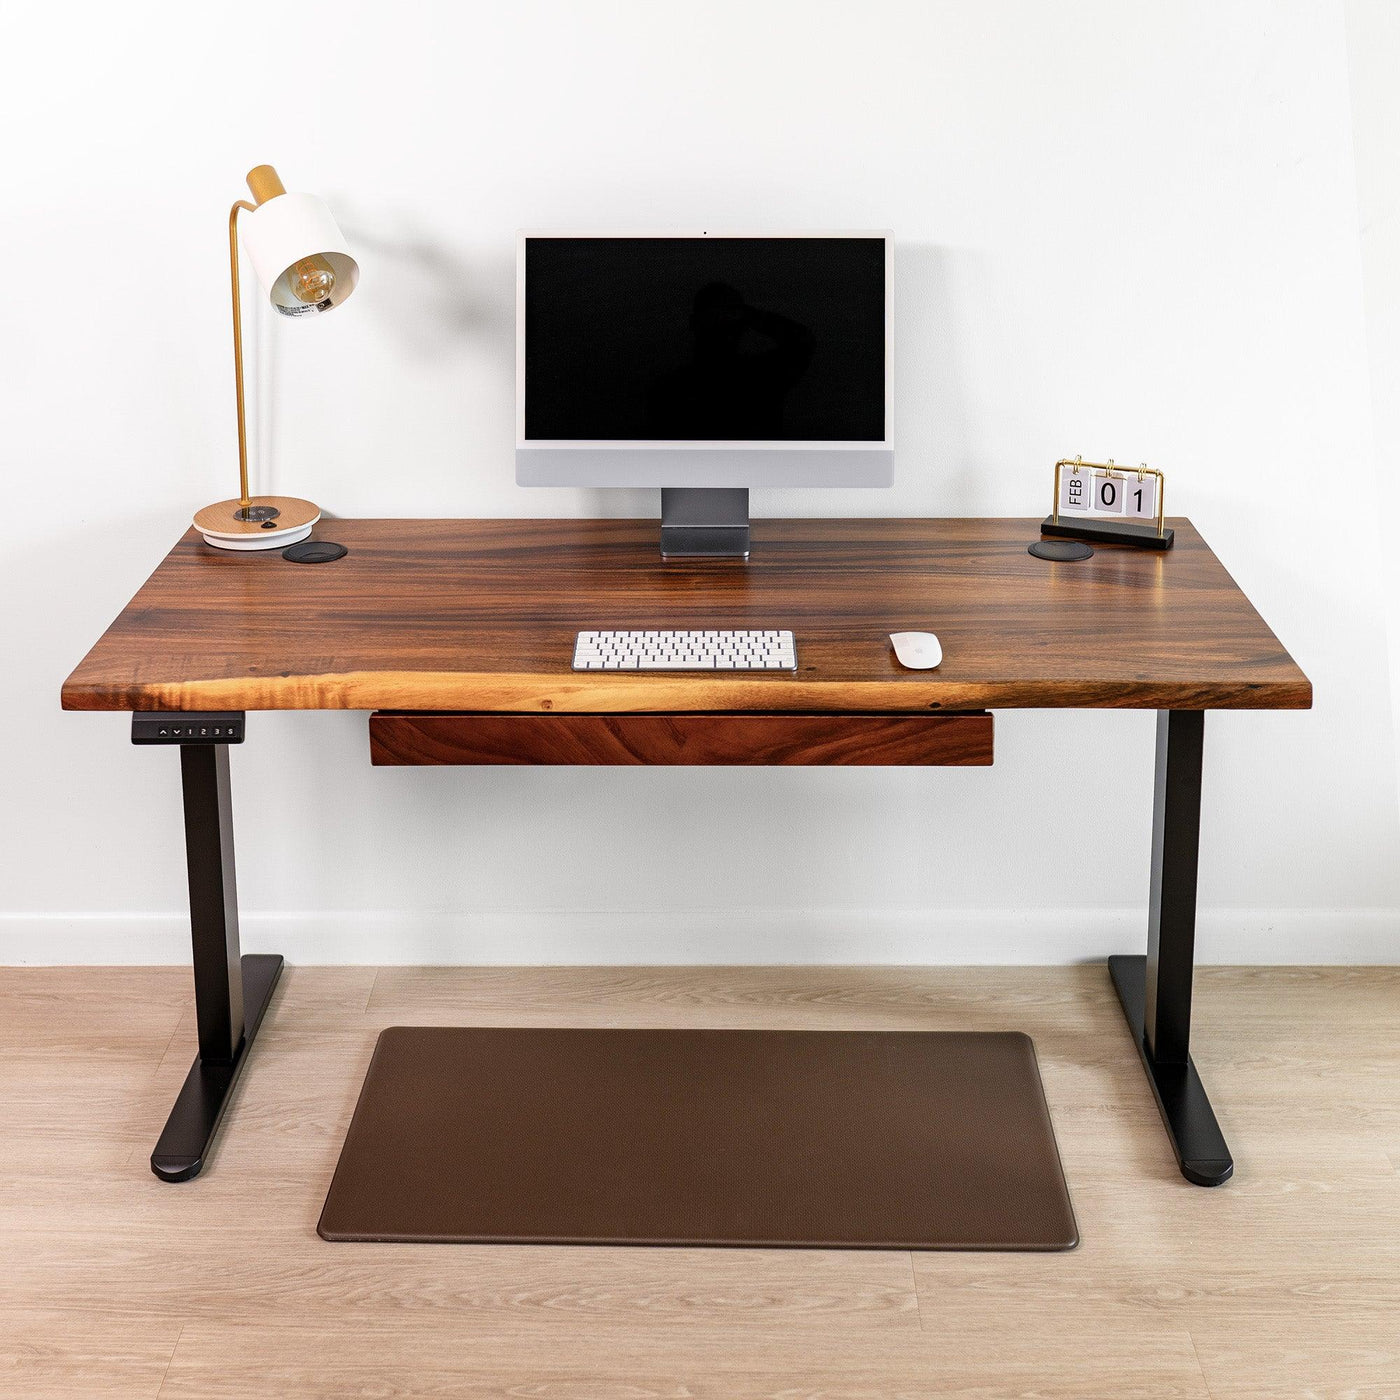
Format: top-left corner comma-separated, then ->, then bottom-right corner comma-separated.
1040,457 -> 1174,551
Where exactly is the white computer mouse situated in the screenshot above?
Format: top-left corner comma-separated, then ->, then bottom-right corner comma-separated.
889,631 -> 943,670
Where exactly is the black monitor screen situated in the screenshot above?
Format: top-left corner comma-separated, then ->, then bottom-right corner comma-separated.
523,236 -> 886,442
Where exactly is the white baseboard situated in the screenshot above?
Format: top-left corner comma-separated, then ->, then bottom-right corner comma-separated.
1,906 -> 1397,966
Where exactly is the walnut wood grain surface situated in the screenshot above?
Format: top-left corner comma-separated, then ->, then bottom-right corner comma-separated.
369,711 -> 994,765
60,518 -> 1312,713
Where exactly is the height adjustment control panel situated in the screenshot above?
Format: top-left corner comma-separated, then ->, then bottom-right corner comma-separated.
131,713 -> 246,745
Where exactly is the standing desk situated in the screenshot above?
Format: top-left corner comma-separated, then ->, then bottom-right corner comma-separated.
62,517 -> 1311,1189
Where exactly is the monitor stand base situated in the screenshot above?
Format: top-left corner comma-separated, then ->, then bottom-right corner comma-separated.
660,488 -> 751,560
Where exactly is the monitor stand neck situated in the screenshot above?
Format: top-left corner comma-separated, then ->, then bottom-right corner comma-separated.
660,488 -> 751,560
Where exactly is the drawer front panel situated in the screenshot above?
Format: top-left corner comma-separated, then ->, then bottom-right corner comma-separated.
370,712 -> 993,767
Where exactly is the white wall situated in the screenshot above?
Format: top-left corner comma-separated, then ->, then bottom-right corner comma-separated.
1347,0 -> 1400,814
2,0 -> 1397,965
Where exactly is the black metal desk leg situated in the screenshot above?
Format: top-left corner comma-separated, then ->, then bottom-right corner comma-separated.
147,735 -> 283,1181
1109,710 -> 1233,1186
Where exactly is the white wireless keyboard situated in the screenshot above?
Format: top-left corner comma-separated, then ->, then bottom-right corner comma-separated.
573,630 -> 797,671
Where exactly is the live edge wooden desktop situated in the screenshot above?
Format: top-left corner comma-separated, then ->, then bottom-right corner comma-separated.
62,517 -> 1310,1189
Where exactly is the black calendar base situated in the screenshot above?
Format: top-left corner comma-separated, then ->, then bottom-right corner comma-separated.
1040,517 -> 1174,550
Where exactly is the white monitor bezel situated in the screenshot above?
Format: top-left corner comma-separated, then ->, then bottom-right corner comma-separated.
515,229 -> 893,489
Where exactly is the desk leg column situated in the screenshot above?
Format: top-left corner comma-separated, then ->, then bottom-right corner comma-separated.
1109,709 -> 1233,1186
150,743 -> 283,1181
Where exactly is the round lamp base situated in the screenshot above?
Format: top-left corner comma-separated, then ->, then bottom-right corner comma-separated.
194,496 -> 320,551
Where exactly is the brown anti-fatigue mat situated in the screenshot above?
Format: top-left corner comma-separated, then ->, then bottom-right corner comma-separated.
318,1026 -> 1078,1250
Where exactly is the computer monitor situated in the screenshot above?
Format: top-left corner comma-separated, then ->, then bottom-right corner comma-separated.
516,231 -> 892,556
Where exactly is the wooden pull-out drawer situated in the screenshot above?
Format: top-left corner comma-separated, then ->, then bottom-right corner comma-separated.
370,712 -> 993,766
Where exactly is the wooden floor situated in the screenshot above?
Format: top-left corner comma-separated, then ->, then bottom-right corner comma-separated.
1,965 -> 1397,1399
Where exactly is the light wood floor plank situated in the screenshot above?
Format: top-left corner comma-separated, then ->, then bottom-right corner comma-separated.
0,1309 -> 181,1400
1190,1318 -> 1400,1400
5,1227 -> 918,1329
157,1322 -> 1211,1399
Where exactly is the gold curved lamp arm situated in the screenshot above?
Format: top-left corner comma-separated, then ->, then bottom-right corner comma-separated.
229,199 -> 257,513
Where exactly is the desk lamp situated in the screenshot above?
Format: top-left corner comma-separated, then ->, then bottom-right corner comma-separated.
193,165 -> 359,550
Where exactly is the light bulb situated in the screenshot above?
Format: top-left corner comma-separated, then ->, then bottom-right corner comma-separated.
289,254 -> 336,305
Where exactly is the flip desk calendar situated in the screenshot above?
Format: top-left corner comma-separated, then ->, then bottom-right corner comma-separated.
1042,457 -> 1174,549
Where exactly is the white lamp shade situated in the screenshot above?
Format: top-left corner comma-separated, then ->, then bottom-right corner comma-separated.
241,191 -> 359,316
